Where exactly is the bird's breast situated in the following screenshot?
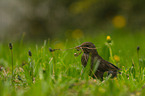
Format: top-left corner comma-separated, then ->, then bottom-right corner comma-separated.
81,53 -> 89,67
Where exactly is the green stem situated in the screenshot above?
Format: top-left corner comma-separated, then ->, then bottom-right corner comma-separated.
137,51 -> 141,74
11,50 -> 14,85
51,52 -> 56,78
107,43 -> 116,64
30,57 -> 33,82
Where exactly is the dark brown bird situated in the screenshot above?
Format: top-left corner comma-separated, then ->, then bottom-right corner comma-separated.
76,42 -> 121,80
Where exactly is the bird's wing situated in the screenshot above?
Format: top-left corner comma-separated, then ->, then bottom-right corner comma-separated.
92,56 -> 120,72
101,60 -> 121,71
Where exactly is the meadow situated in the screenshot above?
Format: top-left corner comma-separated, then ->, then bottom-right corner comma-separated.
0,31 -> 145,96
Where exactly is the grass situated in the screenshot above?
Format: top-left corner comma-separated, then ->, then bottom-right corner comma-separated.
0,31 -> 145,96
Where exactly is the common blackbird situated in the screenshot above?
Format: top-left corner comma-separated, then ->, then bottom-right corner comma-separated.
76,42 -> 121,80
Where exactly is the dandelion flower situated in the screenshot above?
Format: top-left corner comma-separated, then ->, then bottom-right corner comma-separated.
112,15 -> 126,28
72,29 -> 84,39
114,55 -> 120,62
106,36 -> 111,43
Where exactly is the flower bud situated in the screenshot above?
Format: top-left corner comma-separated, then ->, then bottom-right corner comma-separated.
9,43 -> 13,50
28,50 -> 32,56
49,48 -> 53,52
137,46 -> 140,51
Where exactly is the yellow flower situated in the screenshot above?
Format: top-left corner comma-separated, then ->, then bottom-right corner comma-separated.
114,55 -> 120,62
112,15 -> 126,28
107,36 -> 111,40
72,29 -> 84,39
106,36 -> 111,43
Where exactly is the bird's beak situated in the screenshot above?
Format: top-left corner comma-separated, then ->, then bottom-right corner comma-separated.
75,45 -> 81,51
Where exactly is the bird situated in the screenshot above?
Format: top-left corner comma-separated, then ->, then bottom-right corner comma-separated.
75,42 -> 121,80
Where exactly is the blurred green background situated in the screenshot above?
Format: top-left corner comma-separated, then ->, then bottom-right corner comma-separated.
0,0 -> 145,42
1,1 -> 145,95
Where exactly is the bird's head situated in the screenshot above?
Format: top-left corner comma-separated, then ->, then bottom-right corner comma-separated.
75,42 -> 98,54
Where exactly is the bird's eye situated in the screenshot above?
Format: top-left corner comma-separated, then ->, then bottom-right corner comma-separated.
86,45 -> 89,47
